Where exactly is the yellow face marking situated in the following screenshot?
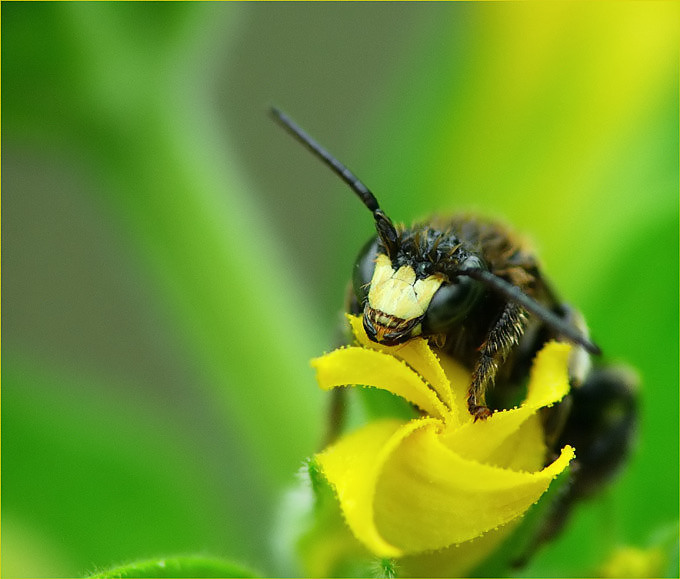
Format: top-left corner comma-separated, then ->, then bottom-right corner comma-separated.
367,254 -> 446,322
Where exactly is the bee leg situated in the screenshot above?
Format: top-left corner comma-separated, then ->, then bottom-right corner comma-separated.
513,365 -> 638,567
468,302 -> 528,420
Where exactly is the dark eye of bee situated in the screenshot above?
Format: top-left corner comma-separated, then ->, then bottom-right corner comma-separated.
422,277 -> 483,333
423,257 -> 486,334
352,237 -> 379,304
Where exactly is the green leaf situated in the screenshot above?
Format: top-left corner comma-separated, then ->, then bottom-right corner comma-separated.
88,555 -> 258,578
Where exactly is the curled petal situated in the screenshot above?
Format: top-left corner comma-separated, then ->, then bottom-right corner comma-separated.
311,347 -> 449,420
441,341 -> 572,466
314,323 -> 577,559
347,315 -> 458,420
434,349 -> 474,426
316,417 -> 441,558
524,341 -> 573,408
374,422 -> 575,554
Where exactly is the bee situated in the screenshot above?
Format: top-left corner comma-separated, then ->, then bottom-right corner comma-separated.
271,107 -> 637,557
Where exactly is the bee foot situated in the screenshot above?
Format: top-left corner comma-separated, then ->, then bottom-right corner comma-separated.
470,405 -> 493,421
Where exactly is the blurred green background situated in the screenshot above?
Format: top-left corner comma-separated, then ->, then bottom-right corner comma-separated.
2,2 -> 678,577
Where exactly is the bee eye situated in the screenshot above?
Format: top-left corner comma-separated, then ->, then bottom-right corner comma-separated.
423,276 -> 484,334
353,237 -> 379,304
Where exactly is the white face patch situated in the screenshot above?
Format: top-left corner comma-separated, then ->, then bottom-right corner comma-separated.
367,254 -> 446,321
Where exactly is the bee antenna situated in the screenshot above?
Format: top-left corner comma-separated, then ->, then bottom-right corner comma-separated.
464,268 -> 602,356
270,107 -> 399,257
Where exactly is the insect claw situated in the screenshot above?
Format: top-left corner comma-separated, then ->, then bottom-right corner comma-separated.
471,405 -> 493,421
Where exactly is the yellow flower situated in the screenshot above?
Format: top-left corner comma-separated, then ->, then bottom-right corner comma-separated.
599,545 -> 666,578
312,315 -> 575,560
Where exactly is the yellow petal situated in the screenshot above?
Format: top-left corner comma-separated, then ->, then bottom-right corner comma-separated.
373,421 -> 574,553
524,340 -> 573,408
437,351 -> 476,426
440,341 -> 572,465
399,520 -> 520,578
347,314 -> 457,418
482,413 -> 548,472
311,346 -> 448,420
316,417 -> 442,558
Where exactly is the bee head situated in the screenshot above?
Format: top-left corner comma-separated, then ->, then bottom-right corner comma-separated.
353,234 -> 486,345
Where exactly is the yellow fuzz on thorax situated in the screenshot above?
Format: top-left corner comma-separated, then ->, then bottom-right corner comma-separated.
368,254 -> 446,321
